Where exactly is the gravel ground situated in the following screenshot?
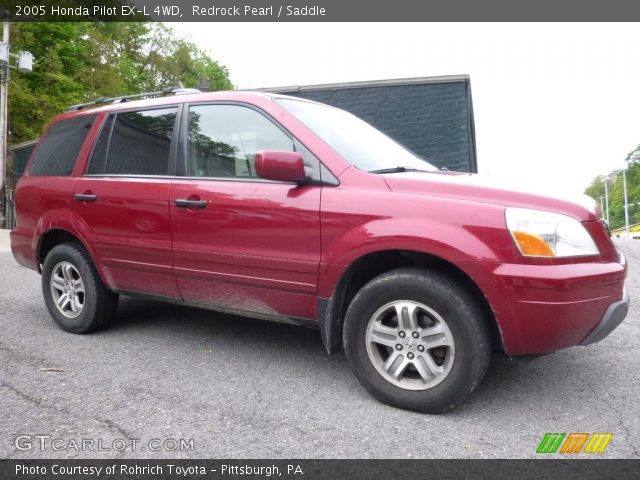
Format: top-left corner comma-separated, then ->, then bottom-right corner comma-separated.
0,240 -> 638,459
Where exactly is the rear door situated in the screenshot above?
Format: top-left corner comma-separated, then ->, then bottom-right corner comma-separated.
170,103 -> 321,320
72,107 -> 180,298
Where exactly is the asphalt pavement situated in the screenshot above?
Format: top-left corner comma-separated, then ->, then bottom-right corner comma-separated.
1,236 -> 638,459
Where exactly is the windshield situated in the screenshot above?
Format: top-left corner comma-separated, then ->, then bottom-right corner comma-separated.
276,98 -> 437,173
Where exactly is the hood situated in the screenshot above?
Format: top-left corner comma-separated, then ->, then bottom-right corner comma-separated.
381,171 -> 600,222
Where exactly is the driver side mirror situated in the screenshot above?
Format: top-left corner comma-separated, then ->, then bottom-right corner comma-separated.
255,150 -> 307,184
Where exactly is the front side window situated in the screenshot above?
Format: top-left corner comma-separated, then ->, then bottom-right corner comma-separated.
30,114 -> 97,176
89,108 -> 177,176
187,104 -> 294,178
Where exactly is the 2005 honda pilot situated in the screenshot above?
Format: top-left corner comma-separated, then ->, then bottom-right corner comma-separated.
11,89 -> 629,412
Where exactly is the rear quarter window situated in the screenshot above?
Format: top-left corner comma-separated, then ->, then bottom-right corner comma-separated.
29,115 -> 97,176
87,108 -> 177,176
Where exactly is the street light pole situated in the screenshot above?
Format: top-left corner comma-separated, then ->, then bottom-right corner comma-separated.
604,177 -> 610,225
600,195 -> 605,218
623,169 -> 630,239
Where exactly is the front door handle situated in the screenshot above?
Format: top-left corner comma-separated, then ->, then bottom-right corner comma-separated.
74,193 -> 97,202
175,199 -> 207,209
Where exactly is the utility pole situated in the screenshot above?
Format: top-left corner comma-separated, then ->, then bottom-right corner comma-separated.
0,20 -> 9,228
0,20 -> 33,228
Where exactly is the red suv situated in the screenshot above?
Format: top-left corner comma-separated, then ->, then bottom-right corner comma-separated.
11,90 -> 628,413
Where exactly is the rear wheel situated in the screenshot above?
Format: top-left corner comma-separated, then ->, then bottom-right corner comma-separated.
344,267 -> 491,413
42,243 -> 118,333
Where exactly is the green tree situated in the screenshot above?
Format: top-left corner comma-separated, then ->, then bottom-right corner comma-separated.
6,22 -> 233,145
585,147 -> 640,230
585,175 -> 605,202
8,23 -> 90,142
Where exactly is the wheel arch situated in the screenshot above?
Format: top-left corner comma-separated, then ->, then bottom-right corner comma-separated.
37,229 -> 84,268
319,249 -> 503,355
35,227 -> 112,290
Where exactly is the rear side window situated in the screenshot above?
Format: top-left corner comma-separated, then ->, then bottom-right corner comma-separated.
88,108 -> 177,176
29,115 -> 97,176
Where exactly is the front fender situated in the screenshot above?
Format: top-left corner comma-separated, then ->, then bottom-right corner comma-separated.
324,216 -> 502,267
318,213 -> 509,298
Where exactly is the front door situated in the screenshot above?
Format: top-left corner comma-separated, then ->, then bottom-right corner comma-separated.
170,103 -> 321,320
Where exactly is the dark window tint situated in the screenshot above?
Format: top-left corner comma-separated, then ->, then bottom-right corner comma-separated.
105,108 -> 177,175
87,115 -> 114,174
187,105 -> 293,178
29,115 -> 96,176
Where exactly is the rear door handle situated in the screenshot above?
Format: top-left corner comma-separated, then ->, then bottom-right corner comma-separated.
74,193 -> 97,202
175,199 -> 207,209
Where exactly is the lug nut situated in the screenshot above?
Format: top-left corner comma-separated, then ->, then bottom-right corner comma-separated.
418,345 -> 425,352
399,331 -> 406,338
395,344 -> 403,351
407,352 -> 415,359
412,332 -> 419,338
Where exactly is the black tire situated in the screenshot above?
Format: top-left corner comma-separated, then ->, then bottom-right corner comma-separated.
343,267 -> 491,413
41,243 -> 118,333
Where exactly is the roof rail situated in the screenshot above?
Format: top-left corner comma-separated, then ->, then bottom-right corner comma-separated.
67,87 -> 201,111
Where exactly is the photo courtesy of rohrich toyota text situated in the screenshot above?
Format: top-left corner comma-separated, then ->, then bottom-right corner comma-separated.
0,0 -> 639,479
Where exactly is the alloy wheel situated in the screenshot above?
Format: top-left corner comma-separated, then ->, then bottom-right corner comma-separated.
49,261 -> 85,319
365,300 -> 455,390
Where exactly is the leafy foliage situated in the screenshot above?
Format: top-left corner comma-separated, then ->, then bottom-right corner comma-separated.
584,144 -> 640,230
6,22 -> 233,145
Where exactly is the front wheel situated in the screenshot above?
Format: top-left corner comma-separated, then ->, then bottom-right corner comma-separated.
42,243 -> 118,333
343,267 -> 491,413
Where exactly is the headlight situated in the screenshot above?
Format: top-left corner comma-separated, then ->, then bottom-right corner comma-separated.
505,207 -> 599,257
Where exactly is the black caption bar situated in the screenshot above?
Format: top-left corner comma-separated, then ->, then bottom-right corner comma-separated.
1,459 -> 640,480
5,0 -> 640,21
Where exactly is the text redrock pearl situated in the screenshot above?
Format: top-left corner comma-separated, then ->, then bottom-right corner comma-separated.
192,5 -> 326,16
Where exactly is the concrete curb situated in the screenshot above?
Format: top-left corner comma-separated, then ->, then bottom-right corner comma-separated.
0,229 -> 10,253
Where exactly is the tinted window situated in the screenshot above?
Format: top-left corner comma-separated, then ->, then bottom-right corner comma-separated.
87,115 -> 114,174
29,115 -> 96,176
105,108 -> 177,175
187,105 -> 293,178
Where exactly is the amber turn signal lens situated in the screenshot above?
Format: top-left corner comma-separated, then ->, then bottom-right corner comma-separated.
512,231 -> 555,257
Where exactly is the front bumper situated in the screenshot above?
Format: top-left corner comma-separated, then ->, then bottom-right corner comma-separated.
463,257 -> 628,355
579,286 -> 629,346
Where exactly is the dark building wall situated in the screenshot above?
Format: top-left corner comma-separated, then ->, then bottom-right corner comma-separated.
10,141 -> 37,186
274,77 -> 476,173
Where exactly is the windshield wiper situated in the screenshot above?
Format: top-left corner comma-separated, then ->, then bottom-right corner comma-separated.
369,166 -> 424,174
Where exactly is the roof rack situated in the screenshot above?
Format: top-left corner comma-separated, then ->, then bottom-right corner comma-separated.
67,87 -> 201,111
